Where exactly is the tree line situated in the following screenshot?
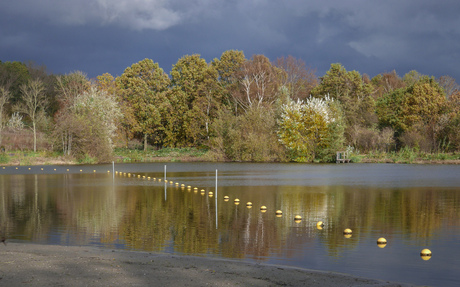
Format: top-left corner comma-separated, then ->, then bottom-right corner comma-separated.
1,51 -> 459,162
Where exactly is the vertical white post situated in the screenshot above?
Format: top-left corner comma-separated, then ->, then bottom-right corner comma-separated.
215,169 -> 218,229
112,161 -> 115,180
164,165 -> 167,201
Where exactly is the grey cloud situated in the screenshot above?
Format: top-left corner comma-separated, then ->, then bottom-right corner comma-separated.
1,0 -> 460,81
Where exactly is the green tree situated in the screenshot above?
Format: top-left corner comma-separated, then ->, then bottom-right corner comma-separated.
116,59 -> 170,150
0,61 -> 30,105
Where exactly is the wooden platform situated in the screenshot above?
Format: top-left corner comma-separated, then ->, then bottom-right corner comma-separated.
336,151 -> 351,163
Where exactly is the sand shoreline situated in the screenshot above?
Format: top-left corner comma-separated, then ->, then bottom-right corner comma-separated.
0,243 -> 417,286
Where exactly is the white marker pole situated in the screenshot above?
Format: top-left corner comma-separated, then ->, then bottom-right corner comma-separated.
112,161 -> 115,180
215,169 -> 218,229
164,165 -> 167,201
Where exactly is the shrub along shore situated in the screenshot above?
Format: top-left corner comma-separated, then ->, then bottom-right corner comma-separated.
1,147 -> 459,166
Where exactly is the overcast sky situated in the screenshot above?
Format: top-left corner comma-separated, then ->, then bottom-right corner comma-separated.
1,0 -> 459,81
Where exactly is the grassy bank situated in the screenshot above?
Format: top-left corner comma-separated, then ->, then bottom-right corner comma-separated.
112,147 -> 210,163
351,147 -> 460,164
0,147 -> 210,166
2,147 -> 460,166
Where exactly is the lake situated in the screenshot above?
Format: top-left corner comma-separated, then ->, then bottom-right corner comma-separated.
1,163 -> 459,286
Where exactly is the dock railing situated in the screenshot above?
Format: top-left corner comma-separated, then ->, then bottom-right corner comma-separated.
336,151 -> 351,163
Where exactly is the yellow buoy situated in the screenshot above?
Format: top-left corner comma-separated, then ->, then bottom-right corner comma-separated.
260,206 -> 267,212
200,189 -> 205,195
138,175 -> 141,178
247,202 -> 253,208
181,184 -> 185,187
234,198 -> 240,205
275,210 -> 282,215
93,170 -> 96,173
164,180 -> 167,183
187,186 -> 191,189
294,215 -> 302,221
316,221 -> 324,230
80,169 -> 82,172
224,195 -> 229,200
294,219 -> 302,223
344,234 -> 352,239
148,177 -> 151,180
175,182 -> 179,186
143,176 -> 145,178
343,228 -> 352,234
108,170 -> 111,173
208,191 -> 213,197
420,249 -> 432,260
29,168 -> 31,170
159,179 -> 162,182
377,237 -> 387,244
41,168 -> 43,171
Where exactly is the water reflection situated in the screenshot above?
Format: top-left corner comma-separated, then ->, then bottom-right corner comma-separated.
1,163 -> 460,286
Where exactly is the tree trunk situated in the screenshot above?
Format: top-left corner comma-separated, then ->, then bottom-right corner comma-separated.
144,134 -> 148,151
33,121 -> 37,152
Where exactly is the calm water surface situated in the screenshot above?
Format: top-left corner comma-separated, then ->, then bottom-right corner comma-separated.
1,163 -> 459,287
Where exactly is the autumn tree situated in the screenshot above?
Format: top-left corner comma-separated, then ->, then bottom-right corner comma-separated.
167,54 -> 221,147
312,63 -> 376,147
54,72 -> 91,155
96,73 -> 118,96
210,106 -> 286,161
0,86 -> 11,145
232,55 -> 283,113
442,90 -> 460,151
275,55 -> 318,101
16,79 -> 47,152
377,76 -> 447,151
211,50 -> 246,111
371,70 -> 406,99
437,75 -> 459,99
116,59 -> 170,150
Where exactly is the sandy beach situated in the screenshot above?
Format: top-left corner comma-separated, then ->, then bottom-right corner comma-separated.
0,243 -> 417,286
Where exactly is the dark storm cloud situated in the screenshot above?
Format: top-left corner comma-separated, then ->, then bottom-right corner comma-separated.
1,0 -> 459,81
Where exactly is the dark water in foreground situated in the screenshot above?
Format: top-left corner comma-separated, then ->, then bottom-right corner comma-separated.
1,163 -> 459,286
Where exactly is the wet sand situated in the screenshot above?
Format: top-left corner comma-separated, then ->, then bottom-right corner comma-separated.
0,243 -> 416,286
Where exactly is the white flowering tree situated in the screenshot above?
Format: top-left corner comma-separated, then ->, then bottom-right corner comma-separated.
278,96 -> 344,162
